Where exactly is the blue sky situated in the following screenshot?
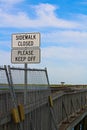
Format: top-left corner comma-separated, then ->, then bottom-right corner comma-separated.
1,0 -> 87,84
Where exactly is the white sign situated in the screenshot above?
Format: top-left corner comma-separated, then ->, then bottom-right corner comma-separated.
12,33 -> 40,48
11,48 -> 40,63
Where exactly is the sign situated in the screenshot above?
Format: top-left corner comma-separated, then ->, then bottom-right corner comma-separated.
11,48 -> 40,63
12,33 -> 40,48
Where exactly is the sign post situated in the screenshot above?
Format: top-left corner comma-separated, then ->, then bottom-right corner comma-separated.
11,32 -> 41,104
24,63 -> 27,104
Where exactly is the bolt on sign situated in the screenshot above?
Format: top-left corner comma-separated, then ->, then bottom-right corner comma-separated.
11,32 -> 41,64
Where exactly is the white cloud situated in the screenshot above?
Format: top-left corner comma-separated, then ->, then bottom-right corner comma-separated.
33,4 -> 79,28
48,65 -> 87,84
0,3 -> 87,30
42,46 -> 87,62
0,51 -> 11,65
0,3 -> 80,29
0,0 -> 23,5
79,1 -> 87,5
42,30 -> 87,46
0,0 -> 24,14
0,11 -> 30,27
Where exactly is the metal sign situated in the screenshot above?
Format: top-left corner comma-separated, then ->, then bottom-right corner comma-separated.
11,48 -> 40,63
12,33 -> 40,48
